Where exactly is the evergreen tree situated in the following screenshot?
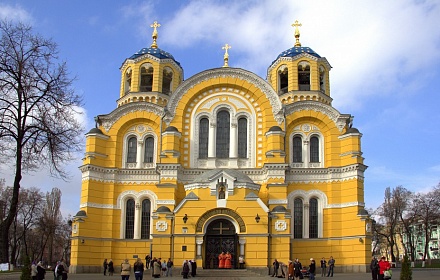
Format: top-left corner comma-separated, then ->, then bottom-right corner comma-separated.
20,256 -> 31,280
400,255 -> 412,280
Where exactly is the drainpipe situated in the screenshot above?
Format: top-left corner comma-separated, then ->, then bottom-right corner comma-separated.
268,211 -> 272,275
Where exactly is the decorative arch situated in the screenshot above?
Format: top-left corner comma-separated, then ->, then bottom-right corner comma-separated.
165,68 -> 284,125
287,189 -> 327,239
117,189 -> 158,210
196,208 -> 246,233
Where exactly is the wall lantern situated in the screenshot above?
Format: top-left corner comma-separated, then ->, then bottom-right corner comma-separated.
255,214 -> 261,223
183,214 -> 188,224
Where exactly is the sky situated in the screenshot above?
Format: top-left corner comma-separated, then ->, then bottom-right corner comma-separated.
0,0 -> 439,217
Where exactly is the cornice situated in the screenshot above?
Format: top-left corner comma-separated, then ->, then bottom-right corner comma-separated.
97,103 -> 165,133
286,101 -> 351,132
165,68 -> 284,125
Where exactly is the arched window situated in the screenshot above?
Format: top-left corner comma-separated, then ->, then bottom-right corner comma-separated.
294,198 -> 303,239
319,65 -> 325,93
127,136 -> 137,163
216,110 -> 230,158
144,137 -> 154,163
140,65 -> 153,92
310,136 -> 320,162
141,199 -> 151,239
125,68 -> 132,93
125,199 -> 135,239
162,68 -> 173,94
309,198 -> 318,238
293,136 -> 302,162
199,118 -> 209,159
279,67 -> 288,94
238,117 -> 247,158
298,62 -> 310,91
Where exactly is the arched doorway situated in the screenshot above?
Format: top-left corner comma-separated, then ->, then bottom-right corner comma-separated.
204,218 -> 237,269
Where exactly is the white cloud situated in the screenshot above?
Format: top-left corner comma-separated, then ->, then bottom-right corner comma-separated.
0,4 -> 33,23
153,0 -> 440,111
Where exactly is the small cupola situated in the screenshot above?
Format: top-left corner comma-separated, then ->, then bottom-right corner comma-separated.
267,21 -> 332,105
118,21 -> 184,108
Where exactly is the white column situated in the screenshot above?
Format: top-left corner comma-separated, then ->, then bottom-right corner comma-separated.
230,122 -> 238,158
304,203 -> 309,239
303,140 -> 309,167
196,238 -> 204,258
136,140 -> 143,168
239,238 -> 246,257
208,122 -> 216,158
133,202 -> 142,239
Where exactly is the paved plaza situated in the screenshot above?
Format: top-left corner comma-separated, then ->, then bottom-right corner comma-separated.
1,269 -> 440,280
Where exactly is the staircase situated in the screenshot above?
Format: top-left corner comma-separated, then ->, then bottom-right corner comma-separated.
191,268 -> 269,278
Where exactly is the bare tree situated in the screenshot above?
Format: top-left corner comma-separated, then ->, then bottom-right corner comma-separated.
0,21 -> 83,263
413,187 -> 440,265
376,187 -> 399,263
9,187 -> 43,265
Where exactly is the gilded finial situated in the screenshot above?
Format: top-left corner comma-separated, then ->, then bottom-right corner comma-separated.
150,21 -> 161,48
222,43 -> 231,67
291,20 -> 302,47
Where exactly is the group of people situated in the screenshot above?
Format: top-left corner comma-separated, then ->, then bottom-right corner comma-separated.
370,256 -> 392,280
114,256 -> 175,280
181,259 -> 197,279
271,256 -> 335,280
320,256 -> 336,277
30,258 -> 68,280
103,258 -> 115,276
217,251 -> 232,269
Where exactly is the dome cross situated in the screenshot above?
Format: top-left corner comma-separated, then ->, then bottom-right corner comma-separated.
292,20 -> 302,47
150,20 -> 161,48
222,43 -> 231,67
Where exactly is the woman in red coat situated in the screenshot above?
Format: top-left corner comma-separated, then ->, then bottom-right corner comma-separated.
224,252 -> 232,269
378,256 -> 391,280
218,252 -> 226,268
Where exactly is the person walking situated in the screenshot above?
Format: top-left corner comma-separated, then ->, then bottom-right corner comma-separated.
191,259 -> 197,277
271,258 -> 279,277
31,261 -> 38,280
103,259 -> 108,276
153,258 -> 161,278
145,255 -> 151,269
59,258 -> 68,280
309,258 -> 316,280
121,259 -> 131,280
320,257 -> 327,277
36,261 -> 46,280
293,259 -> 302,280
108,259 -> 114,276
182,260 -> 190,279
133,258 -> 144,280
287,260 -> 294,280
166,258 -> 173,277
327,256 -> 335,277
378,256 -> 391,280
370,256 -> 379,280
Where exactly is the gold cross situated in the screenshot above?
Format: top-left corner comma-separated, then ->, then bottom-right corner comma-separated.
291,20 -> 302,47
150,21 -> 161,48
213,222 -> 230,234
222,43 -> 231,67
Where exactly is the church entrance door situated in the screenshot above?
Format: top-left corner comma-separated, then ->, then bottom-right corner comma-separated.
204,219 -> 237,269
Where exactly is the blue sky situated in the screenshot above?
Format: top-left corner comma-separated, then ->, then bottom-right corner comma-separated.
1,0 -> 440,217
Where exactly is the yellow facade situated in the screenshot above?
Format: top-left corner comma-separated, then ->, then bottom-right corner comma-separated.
70,23 -> 372,274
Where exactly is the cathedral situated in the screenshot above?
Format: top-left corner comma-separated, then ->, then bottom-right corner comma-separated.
70,21 -> 372,273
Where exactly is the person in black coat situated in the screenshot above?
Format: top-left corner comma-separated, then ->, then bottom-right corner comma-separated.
182,260 -> 190,279
36,261 -> 46,280
191,259 -> 197,277
309,258 -> 316,280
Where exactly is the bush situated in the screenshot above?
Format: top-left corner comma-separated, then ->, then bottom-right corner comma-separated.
400,255 -> 412,280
